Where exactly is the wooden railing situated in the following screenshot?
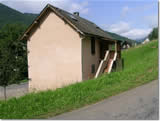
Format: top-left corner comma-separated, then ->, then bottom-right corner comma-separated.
95,50 -> 118,78
107,52 -> 117,73
95,51 -> 110,78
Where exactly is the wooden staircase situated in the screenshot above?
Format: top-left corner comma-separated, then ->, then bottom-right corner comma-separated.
95,51 -> 117,78
104,51 -> 117,73
104,59 -> 112,73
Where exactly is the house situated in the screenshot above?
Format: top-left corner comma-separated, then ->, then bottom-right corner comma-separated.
121,41 -> 131,49
142,37 -> 150,44
21,4 -> 123,91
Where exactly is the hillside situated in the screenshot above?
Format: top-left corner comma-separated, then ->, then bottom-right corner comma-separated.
0,40 -> 158,119
0,3 -> 37,28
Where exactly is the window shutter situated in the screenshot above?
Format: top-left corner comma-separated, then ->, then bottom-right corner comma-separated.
91,37 -> 95,55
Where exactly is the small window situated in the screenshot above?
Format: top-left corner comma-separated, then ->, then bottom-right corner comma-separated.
91,37 -> 95,55
91,64 -> 95,74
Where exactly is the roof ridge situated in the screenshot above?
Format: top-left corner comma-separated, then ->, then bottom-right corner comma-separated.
48,4 -> 113,39
21,3 -> 115,41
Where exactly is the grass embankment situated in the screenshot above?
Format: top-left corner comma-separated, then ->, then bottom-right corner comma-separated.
0,40 -> 158,119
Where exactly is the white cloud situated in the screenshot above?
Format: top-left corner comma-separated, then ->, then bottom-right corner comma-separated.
104,21 -> 152,40
70,1 -> 89,14
0,0 -> 89,14
121,28 -> 152,40
121,6 -> 129,17
105,21 -> 131,34
144,15 -> 158,28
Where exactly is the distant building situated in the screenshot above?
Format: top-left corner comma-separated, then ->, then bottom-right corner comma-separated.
142,38 -> 150,44
121,41 -> 131,49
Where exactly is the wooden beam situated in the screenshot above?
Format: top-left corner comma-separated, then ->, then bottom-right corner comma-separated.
115,41 -> 117,52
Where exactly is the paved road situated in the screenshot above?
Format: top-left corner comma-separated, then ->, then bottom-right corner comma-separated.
50,80 -> 159,120
0,82 -> 28,100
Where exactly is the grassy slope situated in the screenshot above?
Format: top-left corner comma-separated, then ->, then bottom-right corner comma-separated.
0,40 -> 158,119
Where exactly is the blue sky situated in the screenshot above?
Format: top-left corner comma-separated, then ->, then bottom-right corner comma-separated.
0,0 -> 158,40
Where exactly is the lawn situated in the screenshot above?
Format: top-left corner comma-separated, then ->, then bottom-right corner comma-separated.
0,40 -> 158,119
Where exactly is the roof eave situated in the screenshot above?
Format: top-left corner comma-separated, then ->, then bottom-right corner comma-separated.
84,32 -> 117,42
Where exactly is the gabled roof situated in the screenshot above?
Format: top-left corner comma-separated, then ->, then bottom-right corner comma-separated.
21,4 -> 117,42
54,5 -> 113,40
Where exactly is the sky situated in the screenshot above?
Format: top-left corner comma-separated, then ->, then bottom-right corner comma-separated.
0,0 -> 158,40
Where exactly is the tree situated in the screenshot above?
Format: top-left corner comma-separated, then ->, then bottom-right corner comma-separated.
149,27 -> 158,40
0,23 -> 28,100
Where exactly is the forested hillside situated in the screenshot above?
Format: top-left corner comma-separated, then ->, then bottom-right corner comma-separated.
0,3 -> 37,28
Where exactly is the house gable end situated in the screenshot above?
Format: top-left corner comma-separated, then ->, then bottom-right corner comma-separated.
28,9 -> 83,90
21,5 -> 83,40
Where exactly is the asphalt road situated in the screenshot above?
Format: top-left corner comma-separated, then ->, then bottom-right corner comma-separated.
50,80 -> 159,120
0,82 -> 28,100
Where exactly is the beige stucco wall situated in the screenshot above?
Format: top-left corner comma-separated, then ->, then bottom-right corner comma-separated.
82,37 -> 100,80
28,10 -> 82,91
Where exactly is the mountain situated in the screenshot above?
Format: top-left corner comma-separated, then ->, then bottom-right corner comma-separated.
135,36 -> 148,43
136,27 -> 158,43
0,3 -> 38,28
106,31 -> 137,46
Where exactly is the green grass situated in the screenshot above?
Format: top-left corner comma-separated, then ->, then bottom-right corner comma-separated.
0,40 -> 158,119
20,79 -> 28,83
